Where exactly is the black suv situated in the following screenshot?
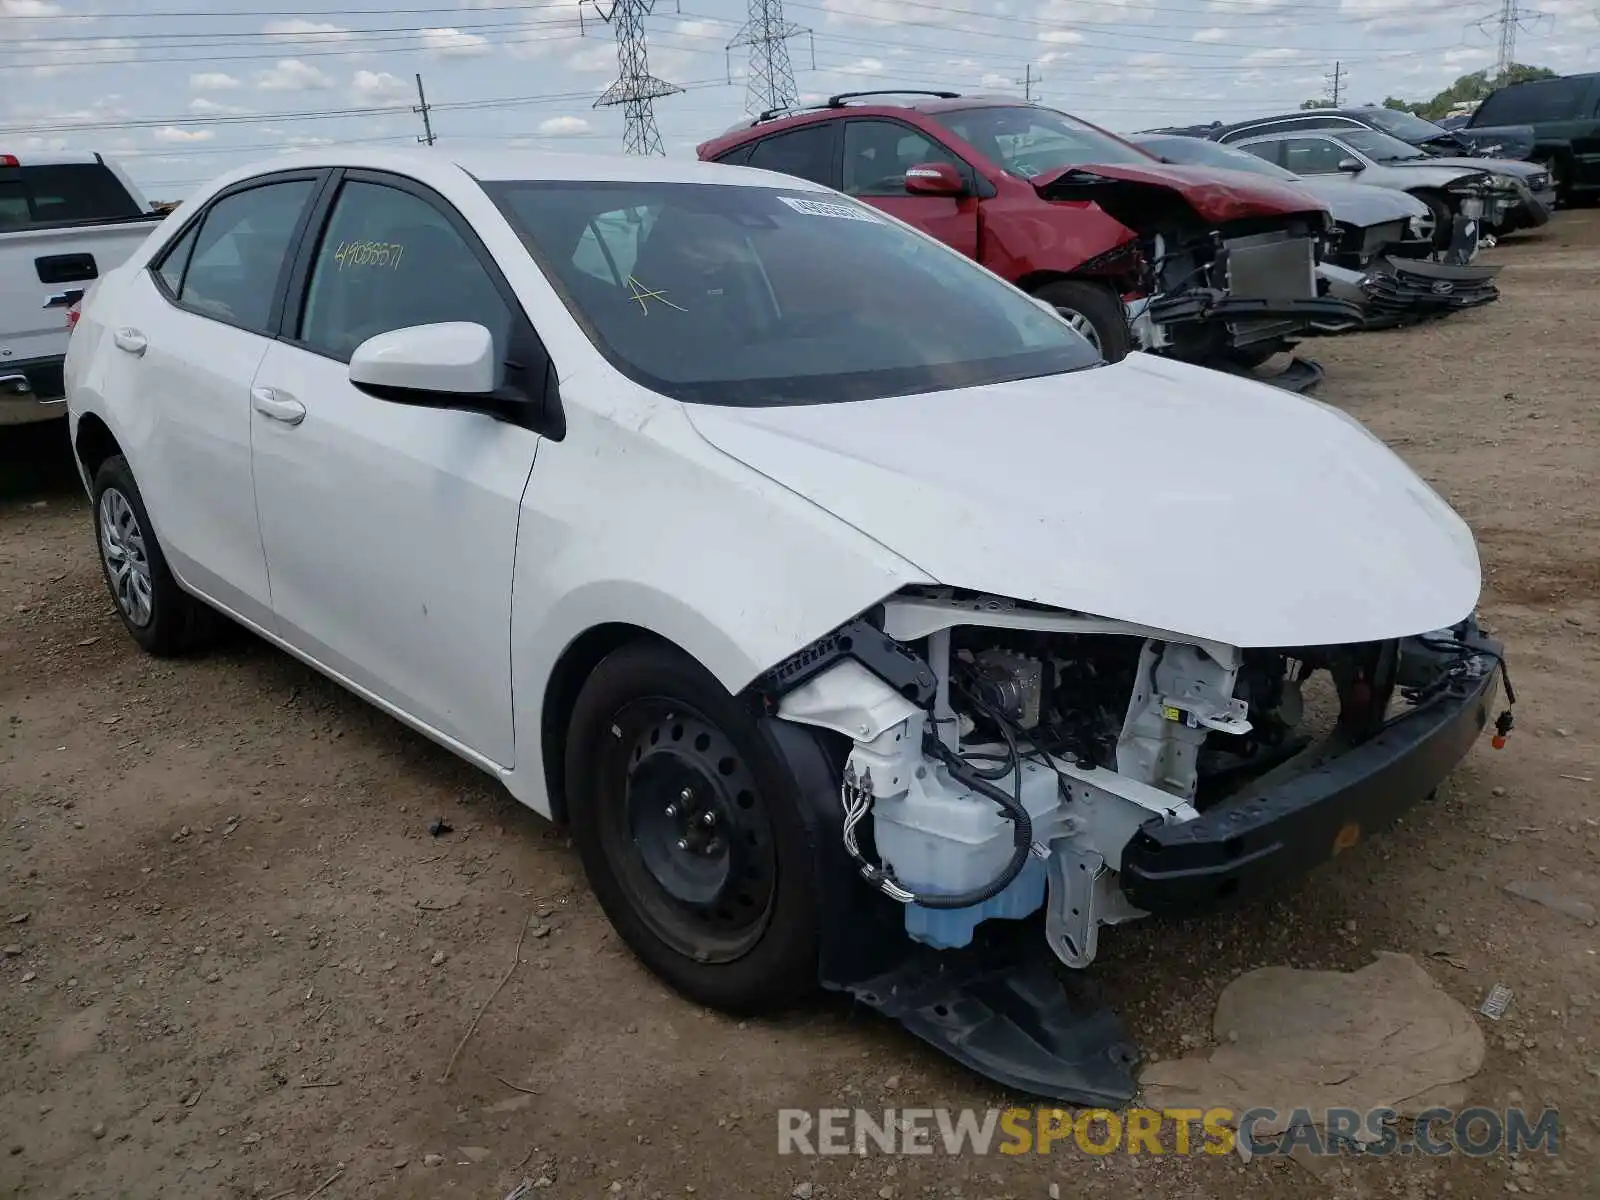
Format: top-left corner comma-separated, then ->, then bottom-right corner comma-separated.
1465,73 -> 1600,204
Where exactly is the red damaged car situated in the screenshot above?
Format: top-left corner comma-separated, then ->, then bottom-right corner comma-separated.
698,91 -> 1362,383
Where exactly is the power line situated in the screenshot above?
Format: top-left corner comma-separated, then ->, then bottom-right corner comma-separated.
583,0 -> 681,155
1472,0 -> 1550,75
727,0 -> 811,116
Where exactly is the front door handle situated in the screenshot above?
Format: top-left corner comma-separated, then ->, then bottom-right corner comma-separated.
112,328 -> 147,356
251,386 -> 306,426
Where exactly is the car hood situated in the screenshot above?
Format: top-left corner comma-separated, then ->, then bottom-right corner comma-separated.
1389,154 -> 1536,180
1429,125 -> 1535,161
1287,177 -> 1428,227
1030,161 -> 1329,222
682,354 -> 1481,650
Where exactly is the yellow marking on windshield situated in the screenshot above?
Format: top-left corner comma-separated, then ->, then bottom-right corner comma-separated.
625,275 -> 686,314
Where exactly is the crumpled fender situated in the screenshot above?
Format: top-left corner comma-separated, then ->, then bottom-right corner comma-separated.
1031,162 -> 1330,223
978,202 -> 1142,284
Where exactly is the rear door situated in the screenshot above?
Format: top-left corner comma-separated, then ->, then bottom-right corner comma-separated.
248,170 -> 547,767
839,118 -> 980,260
98,172 -> 325,629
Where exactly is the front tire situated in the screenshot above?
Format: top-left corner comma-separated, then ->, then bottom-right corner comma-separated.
564,640 -> 821,1014
91,454 -> 214,656
1032,279 -> 1133,363
1411,190 -> 1454,250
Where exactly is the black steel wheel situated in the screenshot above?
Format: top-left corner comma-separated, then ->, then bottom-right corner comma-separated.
565,640 -> 820,1013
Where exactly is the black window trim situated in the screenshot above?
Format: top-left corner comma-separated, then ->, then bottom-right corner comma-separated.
146,169 -> 333,339
275,167 -> 563,437
837,114 -> 992,199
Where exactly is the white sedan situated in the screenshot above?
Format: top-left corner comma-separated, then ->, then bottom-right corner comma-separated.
65,147 -> 1510,1105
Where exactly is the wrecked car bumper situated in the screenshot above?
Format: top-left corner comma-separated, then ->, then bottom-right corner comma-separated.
1145,289 -> 1365,339
1317,256 -> 1501,328
1121,633 -> 1503,915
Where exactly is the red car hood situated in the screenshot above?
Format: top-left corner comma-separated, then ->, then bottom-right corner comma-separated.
1031,161 -> 1329,223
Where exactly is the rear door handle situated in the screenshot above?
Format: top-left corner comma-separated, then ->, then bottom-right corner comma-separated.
251,386 -> 306,426
112,328 -> 147,356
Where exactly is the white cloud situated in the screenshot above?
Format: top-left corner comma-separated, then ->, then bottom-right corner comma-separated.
263,18 -> 353,42
835,57 -> 886,76
188,97 -> 251,115
979,72 -> 1013,89
1243,47 -> 1304,63
190,71 -> 241,90
152,126 -> 214,144
538,115 -> 592,136
256,59 -> 333,90
565,41 -> 617,73
1039,28 -> 1084,45
421,27 -> 492,57
350,69 -> 412,102
28,36 -> 138,77
0,0 -> 63,14
1192,27 -> 1227,43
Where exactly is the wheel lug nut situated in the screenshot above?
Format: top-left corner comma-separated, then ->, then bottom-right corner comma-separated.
675,838 -> 690,851
665,804 -> 678,818
679,786 -> 694,803
705,839 -> 722,855
700,811 -> 717,827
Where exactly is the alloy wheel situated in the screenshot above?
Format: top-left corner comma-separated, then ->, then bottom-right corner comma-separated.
98,487 -> 154,627
1055,306 -> 1103,353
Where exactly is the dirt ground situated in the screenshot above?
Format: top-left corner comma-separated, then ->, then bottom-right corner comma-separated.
2,214 -> 1598,1200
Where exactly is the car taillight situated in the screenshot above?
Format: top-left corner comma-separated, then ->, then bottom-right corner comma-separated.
0,154 -> 18,167
66,300 -> 82,334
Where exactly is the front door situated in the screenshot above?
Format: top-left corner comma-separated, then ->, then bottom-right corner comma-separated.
841,119 -> 981,260
249,173 -> 544,766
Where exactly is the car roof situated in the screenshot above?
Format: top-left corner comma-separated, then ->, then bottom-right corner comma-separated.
189,143 -> 831,198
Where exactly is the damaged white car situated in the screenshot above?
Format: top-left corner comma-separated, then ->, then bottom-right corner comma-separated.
65,148 -> 1514,1105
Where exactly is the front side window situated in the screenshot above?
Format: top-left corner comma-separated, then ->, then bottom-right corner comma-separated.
1278,137 -> 1354,175
843,120 -> 966,196
745,124 -> 836,186
177,180 -> 316,333
489,180 -> 1099,407
934,105 -> 1146,178
1330,129 -> 1425,162
298,180 -> 513,365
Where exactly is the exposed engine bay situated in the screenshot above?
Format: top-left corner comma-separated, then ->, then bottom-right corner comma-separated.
763,588 -> 1513,978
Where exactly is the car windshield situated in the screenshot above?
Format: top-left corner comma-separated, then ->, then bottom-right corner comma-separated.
1333,129 -> 1427,162
932,105 -> 1149,178
1133,136 -> 1301,181
1358,108 -> 1449,143
487,180 -> 1100,407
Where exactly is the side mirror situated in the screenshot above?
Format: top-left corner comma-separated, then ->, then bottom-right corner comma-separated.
1336,156 -> 1363,173
904,161 -> 968,197
349,321 -> 497,398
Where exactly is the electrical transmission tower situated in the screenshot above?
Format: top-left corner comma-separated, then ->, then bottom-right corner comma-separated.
583,1 -> 681,156
727,0 -> 812,116
1473,0 -> 1549,76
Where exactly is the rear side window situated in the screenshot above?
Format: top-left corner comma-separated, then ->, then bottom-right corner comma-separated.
1474,77 -> 1588,125
174,180 -> 316,334
297,180 -> 513,365
0,163 -> 142,228
745,124 -> 836,187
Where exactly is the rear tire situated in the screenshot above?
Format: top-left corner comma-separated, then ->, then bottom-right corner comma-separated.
564,639 -> 821,1014
1032,279 -> 1133,363
91,455 -> 215,656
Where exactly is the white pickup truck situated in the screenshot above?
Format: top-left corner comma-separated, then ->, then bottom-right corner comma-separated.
2,151 -> 166,426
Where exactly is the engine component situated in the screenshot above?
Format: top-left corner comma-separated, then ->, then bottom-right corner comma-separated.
971,648 -> 1044,729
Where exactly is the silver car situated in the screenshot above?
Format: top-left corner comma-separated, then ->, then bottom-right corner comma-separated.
1232,128 -> 1554,244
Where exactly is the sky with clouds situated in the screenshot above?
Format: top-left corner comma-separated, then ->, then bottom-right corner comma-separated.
2,0 -> 1595,201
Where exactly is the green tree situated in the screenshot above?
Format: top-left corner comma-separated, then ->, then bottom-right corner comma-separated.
1385,63 -> 1556,120
1298,98 -> 1336,109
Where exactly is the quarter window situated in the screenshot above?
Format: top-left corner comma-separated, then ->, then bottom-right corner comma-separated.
176,180 -> 316,334
153,223 -> 199,296
298,180 -> 513,366
843,120 -> 965,196
745,124 -> 836,186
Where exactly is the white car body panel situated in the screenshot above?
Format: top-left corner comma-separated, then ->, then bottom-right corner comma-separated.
683,351 -> 1481,650
66,144 -> 1482,829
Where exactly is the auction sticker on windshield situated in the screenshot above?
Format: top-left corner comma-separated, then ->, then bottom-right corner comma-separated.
776,196 -> 884,223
